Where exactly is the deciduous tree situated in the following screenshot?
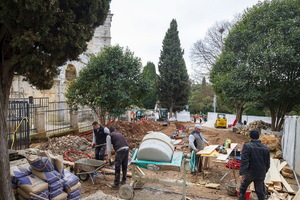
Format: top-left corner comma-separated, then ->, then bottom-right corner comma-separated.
66,45 -> 146,124
190,20 -> 233,80
211,0 -> 300,130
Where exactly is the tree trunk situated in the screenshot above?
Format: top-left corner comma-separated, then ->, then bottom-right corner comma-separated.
270,108 -> 276,131
235,102 -> 245,124
0,65 -> 15,200
269,104 -> 292,131
169,106 -> 173,118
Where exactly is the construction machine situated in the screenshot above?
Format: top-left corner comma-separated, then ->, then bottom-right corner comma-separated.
214,113 -> 227,128
135,110 -> 147,121
158,108 -> 168,121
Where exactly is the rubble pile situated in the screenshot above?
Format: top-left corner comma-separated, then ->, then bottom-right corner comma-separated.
233,120 -> 282,152
35,136 -> 94,161
235,120 -> 271,136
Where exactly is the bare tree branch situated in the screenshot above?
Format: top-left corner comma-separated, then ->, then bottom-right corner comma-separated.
190,20 -> 237,81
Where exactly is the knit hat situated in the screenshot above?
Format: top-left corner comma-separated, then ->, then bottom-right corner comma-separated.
250,130 -> 260,139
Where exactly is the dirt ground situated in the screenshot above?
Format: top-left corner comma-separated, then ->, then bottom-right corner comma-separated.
79,121 -> 250,200
30,121 -> 299,200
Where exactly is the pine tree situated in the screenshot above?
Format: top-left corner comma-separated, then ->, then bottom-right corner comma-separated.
157,19 -> 190,116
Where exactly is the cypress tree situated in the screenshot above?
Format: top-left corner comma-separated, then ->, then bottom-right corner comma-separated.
142,62 -> 157,109
157,19 -> 190,116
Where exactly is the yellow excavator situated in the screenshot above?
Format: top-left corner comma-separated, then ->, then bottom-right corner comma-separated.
214,113 -> 227,128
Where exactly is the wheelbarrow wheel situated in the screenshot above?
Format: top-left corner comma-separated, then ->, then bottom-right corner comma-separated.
119,184 -> 134,200
78,170 -> 89,182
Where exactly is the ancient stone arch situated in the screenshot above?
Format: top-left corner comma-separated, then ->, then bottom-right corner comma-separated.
65,64 -> 77,81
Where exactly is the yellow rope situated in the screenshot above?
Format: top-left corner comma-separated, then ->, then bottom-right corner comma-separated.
10,117 -> 30,149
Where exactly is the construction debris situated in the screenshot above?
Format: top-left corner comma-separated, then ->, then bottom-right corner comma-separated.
233,120 -> 282,151
265,158 -> 295,196
234,120 -> 271,136
32,135 -> 94,161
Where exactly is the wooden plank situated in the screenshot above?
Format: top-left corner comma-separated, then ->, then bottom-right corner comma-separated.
216,143 -> 238,161
205,183 -> 220,189
198,145 -> 219,155
100,168 -> 132,177
273,182 -> 282,191
293,189 -> 300,200
279,174 -> 295,194
265,169 -> 273,185
269,158 -> 282,183
268,188 -> 285,200
274,159 -> 281,172
273,159 -> 280,169
287,195 -> 292,200
278,161 -> 287,172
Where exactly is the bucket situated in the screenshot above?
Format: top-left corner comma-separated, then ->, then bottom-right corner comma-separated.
236,188 -> 251,200
225,182 -> 237,196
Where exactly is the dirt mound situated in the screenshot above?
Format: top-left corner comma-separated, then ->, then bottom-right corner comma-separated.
32,135 -> 94,161
82,120 -> 163,149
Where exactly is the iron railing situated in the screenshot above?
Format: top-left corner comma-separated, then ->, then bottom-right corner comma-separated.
45,101 -> 71,134
7,100 -> 30,150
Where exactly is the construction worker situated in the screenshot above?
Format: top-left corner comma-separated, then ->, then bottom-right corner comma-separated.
92,121 -> 110,160
107,126 -> 129,189
239,130 -> 270,200
189,125 -> 209,173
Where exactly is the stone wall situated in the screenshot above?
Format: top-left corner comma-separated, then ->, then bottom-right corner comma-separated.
10,12 -> 113,102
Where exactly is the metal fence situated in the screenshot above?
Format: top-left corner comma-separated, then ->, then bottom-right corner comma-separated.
9,97 -> 49,132
8,97 -> 95,140
7,100 -> 30,150
45,101 -> 71,134
78,108 -> 95,132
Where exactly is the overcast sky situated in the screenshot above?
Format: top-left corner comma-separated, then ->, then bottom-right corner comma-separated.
110,0 -> 261,75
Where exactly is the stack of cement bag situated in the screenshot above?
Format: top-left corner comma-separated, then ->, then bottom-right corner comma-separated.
10,155 -> 81,200
62,170 -> 81,200
10,162 -> 49,200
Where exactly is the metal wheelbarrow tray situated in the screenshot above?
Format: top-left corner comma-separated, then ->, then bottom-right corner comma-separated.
74,158 -> 107,184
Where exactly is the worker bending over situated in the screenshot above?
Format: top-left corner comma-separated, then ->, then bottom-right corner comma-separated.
239,130 -> 270,200
92,121 -> 110,160
189,125 -> 209,173
107,126 -> 129,189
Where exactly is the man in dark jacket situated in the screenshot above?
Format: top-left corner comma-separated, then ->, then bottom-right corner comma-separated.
107,126 -> 129,188
92,121 -> 110,160
239,130 -> 270,200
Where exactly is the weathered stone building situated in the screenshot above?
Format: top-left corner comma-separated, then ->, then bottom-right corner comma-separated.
10,13 -> 113,102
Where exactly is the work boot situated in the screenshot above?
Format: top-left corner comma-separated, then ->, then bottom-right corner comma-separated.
121,179 -> 126,185
109,183 -> 119,189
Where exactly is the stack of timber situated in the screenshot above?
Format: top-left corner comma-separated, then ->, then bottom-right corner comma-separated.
264,158 -> 297,200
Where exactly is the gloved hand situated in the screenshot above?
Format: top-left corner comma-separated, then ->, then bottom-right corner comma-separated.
92,144 -> 96,148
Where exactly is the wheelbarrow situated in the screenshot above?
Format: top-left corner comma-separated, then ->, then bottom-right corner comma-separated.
74,158 -> 107,184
